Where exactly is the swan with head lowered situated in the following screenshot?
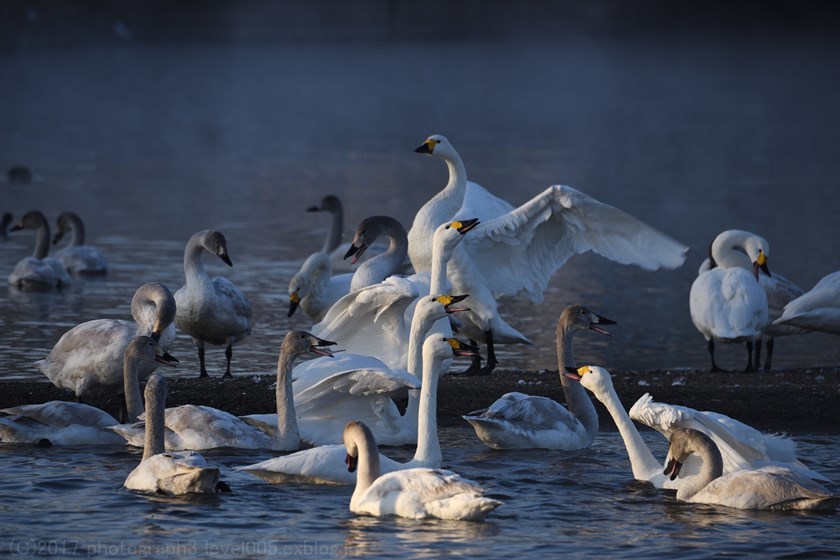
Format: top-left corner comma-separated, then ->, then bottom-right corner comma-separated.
698,229 -> 806,371
174,229 -> 253,378
51,211 -> 108,275
463,305 -> 614,450
343,420 -> 501,520
124,374 -> 225,495
112,331 -> 335,451
410,134 -> 688,374
311,218 -> 478,370
1,336 -> 178,446
664,428 -> 839,510
36,282 -> 177,422
7,210 -> 72,290
237,336 -> 479,485
774,270 -> 840,335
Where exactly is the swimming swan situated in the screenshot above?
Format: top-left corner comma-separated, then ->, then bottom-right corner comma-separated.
36,282 -> 177,422
774,270 -> 840,335
629,393 -> 829,482
51,211 -> 108,275
690,229 -> 769,372
1,336 -> 177,445
343,420 -> 502,520
7,210 -> 72,289
410,134 -> 688,373
124,374 -> 224,495
463,305 -> 614,449
113,331 -> 335,451
237,336 -> 478,485
174,229 -> 253,378
664,428 -> 839,510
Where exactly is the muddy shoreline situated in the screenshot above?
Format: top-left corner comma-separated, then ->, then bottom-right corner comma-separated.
3,366 -> 838,435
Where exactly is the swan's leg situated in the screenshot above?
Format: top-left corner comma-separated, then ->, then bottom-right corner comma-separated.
764,337 -> 774,372
457,330 -> 496,376
118,396 -> 128,424
223,341 -> 233,378
743,340 -> 756,373
196,340 -> 208,378
707,340 -> 725,373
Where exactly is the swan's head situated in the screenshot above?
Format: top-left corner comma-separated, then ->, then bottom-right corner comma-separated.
344,216 -> 406,265
558,305 -> 616,338
131,282 -> 177,338
343,420 -> 375,472
664,428 -> 720,481
433,294 -> 470,314
432,218 -> 479,260
126,336 -> 179,373
306,194 -> 342,214
414,134 -> 457,159
9,210 -> 48,233
423,336 -> 480,362
743,235 -> 771,280
51,211 -> 78,245
282,330 -> 336,359
562,365 -> 612,394
197,230 -> 233,266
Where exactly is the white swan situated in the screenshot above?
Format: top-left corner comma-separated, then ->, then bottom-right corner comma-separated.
312,218 -> 478,370
664,428 -> 839,510
174,229 -> 253,378
698,229 -> 806,371
774,270 -> 840,335
124,374 -> 224,495
51,211 -> 108,275
287,252 -> 354,322
343,420 -> 502,520
462,305 -> 615,449
36,282 -> 177,421
7,210 -> 72,289
629,393 -> 829,482
112,331 -> 335,451
250,294 -> 468,447
1,336 -> 178,445
237,336 -> 478,485
690,230 -> 769,372
410,134 -> 688,373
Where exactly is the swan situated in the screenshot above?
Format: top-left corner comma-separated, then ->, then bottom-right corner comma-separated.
1,336 -> 178,445
698,229 -> 806,371
174,229 -> 254,378
629,393 -> 829,482
112,331 -> 336,451
774,270 -> 840,335
51,211 -> 108,275
237,336 -> 479,485
690,229 -> 769,372
287,252 -> 354,322
462,305 -> 614,449
35,282 -> 177,421
410,134 -> 688,373
124,374 -> 224,495
250,294 -> 469,446
343,420 -> 502,520
7,210 -> 72,289
664,428 -> 839,510
1,212 -> 12,239
312,218 -> 478,370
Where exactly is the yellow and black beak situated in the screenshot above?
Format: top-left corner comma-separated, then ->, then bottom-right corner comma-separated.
434,294 -> 470,313
753,250 -> 771,280
446,338 -> 481,358
562,365 -> 589,381
448,218 -> 480,235
414,138 -> 438,154
288,291 -> 301,317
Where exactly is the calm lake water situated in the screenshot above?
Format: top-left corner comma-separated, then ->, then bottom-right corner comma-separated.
2,3 -> 840,557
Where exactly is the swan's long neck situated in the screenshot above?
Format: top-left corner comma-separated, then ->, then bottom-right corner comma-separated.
183,236 -> 209,284
675,434 -> 724,501
66,215 -> 85,246
324,208 -> 343,254
274,347 -> 301,451
710,230 -> 752,270
351,219 -> 407,291
123,355 -> 145,424
351,426 -> 381,500
33,221 -> 51,259
557,328 -> 599,438
143,380 -> 166,460
595,381 -> 663,482
412,342 -> 442,466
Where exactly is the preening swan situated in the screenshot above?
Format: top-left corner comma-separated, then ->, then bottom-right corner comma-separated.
690,229 -> 769,372
7,210 -> 72,289
51,211 -> 108,275
312,218 -> 478,370
629,393 -> 829,482
113,331 -> 335,451
664,428 -> 839,510
343,420 -> 502,520
1,336 -> 177,445
124,374 -> 224,495
237,336 -> 479,485
36,282 -> 177,422
174,229 -> 253,378
287,252 -> 353,322
463,305 -> 613,450
774,270 -> 840,335
410,134 -> 687,373
698,229 -> 806,371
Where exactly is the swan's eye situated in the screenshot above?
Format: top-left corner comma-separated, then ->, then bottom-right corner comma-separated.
579,309 -> 586,315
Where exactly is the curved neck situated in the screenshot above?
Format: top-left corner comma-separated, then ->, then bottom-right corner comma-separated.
444,153 -> 468,193
676,436 -> 724,501
557,327 -> 599,437
325,209 -> 343,254
33,221 -> 51,259
143,383 -> 166,459
183,235 -> 209,281
352,429 -> 381,500
123,356 -> 145,423
66,215 -> 86,246
350,221 -> 408,291
711,230 -> 752,270
411,343 -> 442,465
274,347 -> 301,451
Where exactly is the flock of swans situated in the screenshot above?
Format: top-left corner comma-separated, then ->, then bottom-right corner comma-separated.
3,134 -> 840,519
